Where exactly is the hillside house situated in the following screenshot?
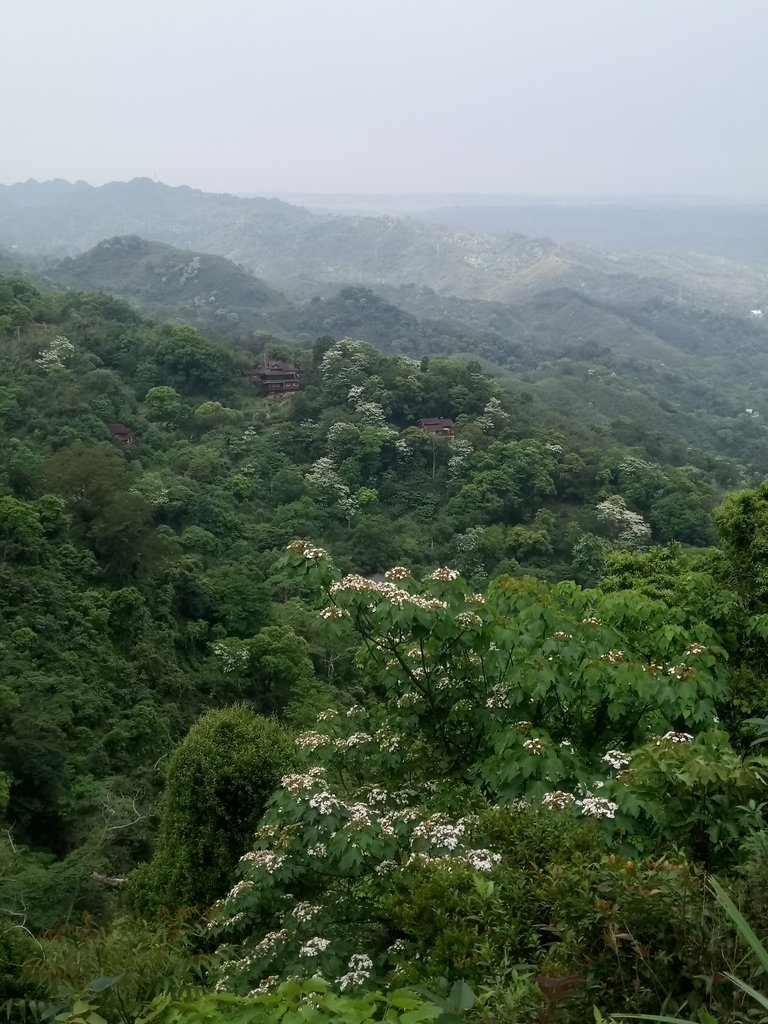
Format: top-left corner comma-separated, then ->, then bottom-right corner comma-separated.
108,423 -> 139,446
245,361 -> 302,396
417,417 -> 455,437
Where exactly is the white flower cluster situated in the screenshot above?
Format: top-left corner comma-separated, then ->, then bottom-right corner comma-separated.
467,592 -> 486,604
412,813 -> 466,851
320,606 -> 349,620
295,731 -> 331,750
384,566 -> 412,580
618,455 -> 654,477
253,929 -> 287,956
338,953 -> 373,992
355,401 -> 387,426
248,976 -> 281,996
600,649 -> 625,664
545,442 -> 564,455
477,397 -> 510,432
451,698 -> 472,714
308,791 -> 341,814
292,902 -> 321,923
239,851 -> 286,872
334,732 -> 373,749
685,642 -> 706,655
577,797 -> 618,819
582,616 -> 603,626
601,750 -> 631,770
594,497 -> 651,546
542,791 -> 576,810
642,663 -> 665,676
320,338 -> 370,376
551,631 -> 573,642
281,766 -> 327,795
428,567 -> 461,582
317,708 -> 338,721
211,640 -> 250,673
456,611 -> 482,629
667,663 -> 694,679
448,439 -> 474,476
305,458 -> 357,515
178,255 -> 201,284
486,684 -> 510,709
462,849 -> 502,872
374,727 -> 401,752
300,936 -> 331,958
36,334 -> 75,370
330,574 -> 448,611
523,738 -> 546,755
286,539 -> 328,561
394,437 -> 412,460
227,879 -> 254,899
658,731 -> 694,744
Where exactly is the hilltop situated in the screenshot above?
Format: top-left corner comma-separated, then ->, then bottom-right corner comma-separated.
50,235 -> 287,344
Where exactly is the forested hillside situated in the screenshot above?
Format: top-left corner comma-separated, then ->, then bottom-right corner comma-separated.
5,179 -> 768,312
5,272 -> 768,1024
0,178 -> 552,299
45,234 -> 768,477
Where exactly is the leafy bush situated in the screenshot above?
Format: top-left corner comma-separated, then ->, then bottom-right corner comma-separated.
32,980 -> 474,1024
18,912 -> 211,1024
127,707 -> 294,915
385,807 -> 722,1017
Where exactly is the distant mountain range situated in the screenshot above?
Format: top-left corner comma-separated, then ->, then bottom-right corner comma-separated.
0,178 -> 553,301
4,177 -> 768,475
4,178 -> 766,314
420,203 -> 768,265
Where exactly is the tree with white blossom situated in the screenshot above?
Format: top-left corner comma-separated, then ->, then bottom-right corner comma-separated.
36,334 -> 75,371
595,495 -> 652,547
208,541 -> 737,996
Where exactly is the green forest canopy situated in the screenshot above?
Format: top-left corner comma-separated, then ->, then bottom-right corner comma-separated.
4,273 -> 768,1023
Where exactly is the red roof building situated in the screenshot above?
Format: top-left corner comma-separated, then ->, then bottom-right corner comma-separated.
245,361 -> 302,397
417,417 -> 455,437
108,423 -> 139,446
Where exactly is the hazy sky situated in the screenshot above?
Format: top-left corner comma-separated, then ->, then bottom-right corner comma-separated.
2,0 -> 767,197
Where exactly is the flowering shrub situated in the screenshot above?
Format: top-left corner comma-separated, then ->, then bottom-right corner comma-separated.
595,496 -> 652,547
208,543 -> 739,996
618,730 -> 768,861
36,334 -> 75,371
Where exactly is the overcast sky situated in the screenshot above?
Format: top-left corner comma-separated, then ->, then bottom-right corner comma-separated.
2,0 -> 767,197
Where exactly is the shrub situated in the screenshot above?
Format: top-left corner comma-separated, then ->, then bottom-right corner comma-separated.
127,707 -> 294,916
